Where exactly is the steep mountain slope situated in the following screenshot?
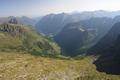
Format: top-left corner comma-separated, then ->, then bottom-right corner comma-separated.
89,22 -> 120,54
94,35 -> 120,74
0,23 -> 61,56
54,17 -> 114,56
54,16 -> 120,55
89,22 -> 120,74
35,13 -> 74,35
80,17 -> 113,42
54,24 -> 96,57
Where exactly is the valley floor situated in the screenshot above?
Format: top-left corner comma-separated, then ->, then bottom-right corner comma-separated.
0,52 -> 120,80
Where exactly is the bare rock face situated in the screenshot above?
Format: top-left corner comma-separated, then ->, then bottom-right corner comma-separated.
0,23 -> 25,36
8,17 -> 18,24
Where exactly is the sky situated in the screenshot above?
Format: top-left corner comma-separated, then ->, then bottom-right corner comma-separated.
0,0 -> 120,17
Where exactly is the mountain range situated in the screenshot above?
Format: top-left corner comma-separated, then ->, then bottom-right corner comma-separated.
35,10 -> 120,35
1,10 -> 120,79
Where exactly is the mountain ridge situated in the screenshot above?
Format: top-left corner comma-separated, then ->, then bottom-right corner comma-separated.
0,23 -> 61,57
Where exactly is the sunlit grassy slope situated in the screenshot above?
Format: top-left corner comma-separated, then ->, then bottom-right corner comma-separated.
0,23 -> 61,57
0,52 -> 120,80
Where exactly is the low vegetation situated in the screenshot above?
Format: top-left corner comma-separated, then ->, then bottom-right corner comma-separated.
0,23 -> 61,57
0,52 -> 120,80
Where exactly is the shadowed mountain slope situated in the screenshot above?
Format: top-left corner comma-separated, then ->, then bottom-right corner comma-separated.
89,22 -> 120,75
